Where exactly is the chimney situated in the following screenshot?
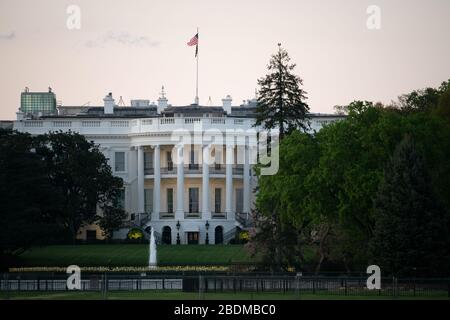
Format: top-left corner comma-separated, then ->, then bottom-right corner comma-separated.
16,111 -> 24,121
103,92 -> 115,114
222,95 -> 232,114
157,86 -> 168,113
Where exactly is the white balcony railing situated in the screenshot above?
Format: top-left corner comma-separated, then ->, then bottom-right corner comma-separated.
15,117 -> 257,136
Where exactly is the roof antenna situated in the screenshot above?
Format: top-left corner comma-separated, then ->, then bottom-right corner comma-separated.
207,96 -> 212,106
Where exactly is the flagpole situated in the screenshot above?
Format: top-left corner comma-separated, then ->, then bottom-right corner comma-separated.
195,27 -> 199,105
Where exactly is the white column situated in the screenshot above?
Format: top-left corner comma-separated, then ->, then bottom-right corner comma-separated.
137,146 -> 145,213
243,144 -> 250,214
225,145 -> 233,220
176,145 -> 184,219
153,145 -> 160,220
202,145 -> 211,219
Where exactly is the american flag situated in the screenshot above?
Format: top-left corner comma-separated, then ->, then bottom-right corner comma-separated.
187,33 -> 198,46
187,33 -> 198,57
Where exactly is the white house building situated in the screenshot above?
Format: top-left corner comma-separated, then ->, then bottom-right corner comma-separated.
13,88 -> 345,245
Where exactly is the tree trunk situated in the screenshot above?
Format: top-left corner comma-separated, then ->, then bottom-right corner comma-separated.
314,224 -> 330,275
272,210 -> 283,272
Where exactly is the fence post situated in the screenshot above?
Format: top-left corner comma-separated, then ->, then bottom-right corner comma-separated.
198,274 -> 204,300
392,276 -> 397,298
4,273 -> 10,300
344,279 -> 347,296
102,273 -> 107,300
295,276 -> 300,300
313,279 -> 316,295
392,277 -> 394,297
395,277 -> 398,297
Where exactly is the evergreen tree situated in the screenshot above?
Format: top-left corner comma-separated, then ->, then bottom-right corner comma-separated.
255,44 -> 309,139
369,135 -> 450,276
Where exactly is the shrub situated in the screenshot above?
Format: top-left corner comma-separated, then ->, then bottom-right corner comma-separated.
127,228 -> 144,240
239,231 -> 249,242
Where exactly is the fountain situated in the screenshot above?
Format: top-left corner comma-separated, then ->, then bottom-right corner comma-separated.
148,227 -> 157,269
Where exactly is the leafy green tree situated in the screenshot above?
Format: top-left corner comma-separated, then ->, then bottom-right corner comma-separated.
303,102 -> 391,271
35,131 -> 124,242
369,135 -> 450,276
249,131 -> 318,271
251,79 -> 450,273
0,130 -> 66,268
255,44 -> 309,139
97,206 -> 127,240
434,86 -> 450,121
395,79 -> 449,114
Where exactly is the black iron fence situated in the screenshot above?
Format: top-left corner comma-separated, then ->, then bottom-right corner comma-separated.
1,272 -> 449,299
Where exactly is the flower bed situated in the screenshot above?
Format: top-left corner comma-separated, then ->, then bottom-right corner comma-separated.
9,265 -> 230,273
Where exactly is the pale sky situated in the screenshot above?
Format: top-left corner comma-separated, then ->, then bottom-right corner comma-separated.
0,0 -> 449,120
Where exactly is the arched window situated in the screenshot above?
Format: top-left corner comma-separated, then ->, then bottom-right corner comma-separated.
215,226 -> 224,244
162,226 -> 172,245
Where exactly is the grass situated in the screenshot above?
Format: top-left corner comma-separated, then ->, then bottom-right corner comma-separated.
2,290 -> 449,300
16,244 -> 256,267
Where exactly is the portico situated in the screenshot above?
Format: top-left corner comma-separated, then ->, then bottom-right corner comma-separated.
135,143 -> 253,226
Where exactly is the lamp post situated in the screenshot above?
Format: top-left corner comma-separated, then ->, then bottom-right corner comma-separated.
176,220 -> 181,245
205,220 -> 210,245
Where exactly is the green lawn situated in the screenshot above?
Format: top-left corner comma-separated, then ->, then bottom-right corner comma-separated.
3,290 -> 449,300
16,244 -> 256,267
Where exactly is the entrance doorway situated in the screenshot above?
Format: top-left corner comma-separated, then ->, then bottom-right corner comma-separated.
162,226 -> 172,244
187,232 -> 199,245
215,226 -> 224,244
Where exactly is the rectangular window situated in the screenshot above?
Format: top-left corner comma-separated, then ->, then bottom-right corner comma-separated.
167,151 -> 173,171
167,188 -> 174,213
189,147 -> 199,170
144,189 -> 153,213
144,151 -> 153,170
114,151 -> 125,172
236,188 -> 243,213
215,188 -> 222,213
214,148 -> 222,170
189,188 -> 199,213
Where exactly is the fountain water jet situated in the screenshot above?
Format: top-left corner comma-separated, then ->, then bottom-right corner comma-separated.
148,227 -> 157,269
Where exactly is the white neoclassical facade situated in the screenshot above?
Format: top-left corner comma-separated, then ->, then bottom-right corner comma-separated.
13,89 -> 345,245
